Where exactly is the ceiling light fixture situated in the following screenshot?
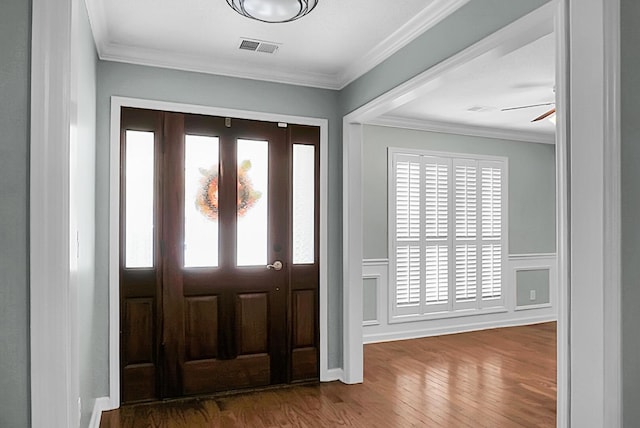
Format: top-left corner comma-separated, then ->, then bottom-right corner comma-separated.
226,0 -> 318,23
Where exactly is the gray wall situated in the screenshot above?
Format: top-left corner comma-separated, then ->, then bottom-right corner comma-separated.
0,0 -> 31,427
76,1 -> 99,426
362,125 -> 556,259
95,61 -> 343,372
621,0 -> 640,423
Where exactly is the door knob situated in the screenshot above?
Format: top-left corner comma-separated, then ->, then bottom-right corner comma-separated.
267,260 -> 283,271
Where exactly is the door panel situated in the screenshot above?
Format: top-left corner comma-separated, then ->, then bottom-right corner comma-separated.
120,108 -> 319,403
184,296 -> 219,360
122,298 -> 156,402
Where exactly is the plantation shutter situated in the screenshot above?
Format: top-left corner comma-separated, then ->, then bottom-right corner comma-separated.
424,157 -> 450,312
393,154 -> 421,312
390,149 -> 505,318
479,161 -> 504,305
453,160 -> 478,309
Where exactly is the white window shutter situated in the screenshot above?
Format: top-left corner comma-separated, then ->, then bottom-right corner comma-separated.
396,245 -> 421,306
479,162 -> 505,305
423,157 -> 450,312
425,245 -> 448,304
395,159 -> 420,240
481,166 -> 502,239
481,243 -> 502,299
392,154 -> 423,315
425,162 -> 448,239
455,244 -> 477,302
455,163 -> 477,239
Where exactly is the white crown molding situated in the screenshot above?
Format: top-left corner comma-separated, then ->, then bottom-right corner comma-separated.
84,0 -> 469,89
84,0 -> 108,51
369,115 -> 556,145
99,42 -> 342,89
336,0 -> 470,88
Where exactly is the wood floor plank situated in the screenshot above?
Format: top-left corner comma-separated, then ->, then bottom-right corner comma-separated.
101,323 -> 556,427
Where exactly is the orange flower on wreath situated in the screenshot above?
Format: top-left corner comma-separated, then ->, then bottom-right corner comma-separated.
195,160 -> 262,220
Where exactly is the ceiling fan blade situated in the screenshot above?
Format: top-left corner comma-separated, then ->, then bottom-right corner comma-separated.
532,107 -> 556,122
501,102 -> 555,112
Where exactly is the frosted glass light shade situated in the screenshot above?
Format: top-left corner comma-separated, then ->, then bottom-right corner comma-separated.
226,0 -> 318,23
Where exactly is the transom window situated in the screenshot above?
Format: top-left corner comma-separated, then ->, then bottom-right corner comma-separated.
389,148 -> 507,320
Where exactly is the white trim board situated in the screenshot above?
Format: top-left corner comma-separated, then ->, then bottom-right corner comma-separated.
363,253 -> 557,334
554,5 -> 571,426
369,116 -> 556,145
109,96 -> 331,407
602,0 -> 621,424
364,314 -> 556,344
567,0 -> 622,425
323,368 -> 344,383
342,0 -> 570,424
509,252 -> 557,261
84,0 -> 469,90
88,397 -> 110,428
30,0 -> 78,426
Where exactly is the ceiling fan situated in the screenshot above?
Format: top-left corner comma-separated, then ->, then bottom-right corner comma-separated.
501,102 -> 556,122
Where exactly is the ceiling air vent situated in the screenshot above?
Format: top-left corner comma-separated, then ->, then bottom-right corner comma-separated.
238,38 -> 280,54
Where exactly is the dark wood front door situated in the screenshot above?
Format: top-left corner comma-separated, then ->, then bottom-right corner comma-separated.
119,107 -> 320,403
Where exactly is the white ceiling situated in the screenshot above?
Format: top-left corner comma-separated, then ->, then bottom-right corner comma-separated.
380,32 -> 556,140
87,0 -> 470,89
87,0 -> 555,140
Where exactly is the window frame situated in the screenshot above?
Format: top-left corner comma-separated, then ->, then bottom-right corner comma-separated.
388,147 -> 509,323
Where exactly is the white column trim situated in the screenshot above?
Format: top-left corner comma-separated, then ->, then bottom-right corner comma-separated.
567,0 -> 621,425
554,3 -> 570,426
603,0 -> 622,424
30,0 -> 76,426
342,121 -> 364,384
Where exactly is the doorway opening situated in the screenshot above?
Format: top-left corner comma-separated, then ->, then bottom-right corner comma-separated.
342,1 -> 568,423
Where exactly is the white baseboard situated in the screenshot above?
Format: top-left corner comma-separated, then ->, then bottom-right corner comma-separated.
89,396 -> 110,428
322,368 -> 344,382
363,314 -> 556,344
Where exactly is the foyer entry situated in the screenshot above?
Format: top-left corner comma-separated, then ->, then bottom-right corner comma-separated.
119,107 -> 320,403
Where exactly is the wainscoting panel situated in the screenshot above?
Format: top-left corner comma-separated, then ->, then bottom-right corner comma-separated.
509,253 -> 557,311
362,259 -> 388,327
362,254 -> 557,344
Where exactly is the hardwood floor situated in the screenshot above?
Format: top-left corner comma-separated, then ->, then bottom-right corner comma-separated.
100,322 -> 556,428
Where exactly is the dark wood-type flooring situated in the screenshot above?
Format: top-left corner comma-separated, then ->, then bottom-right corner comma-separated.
101,322 -> 556,427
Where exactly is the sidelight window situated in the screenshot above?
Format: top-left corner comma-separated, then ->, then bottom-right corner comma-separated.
124,130 -> 155,268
